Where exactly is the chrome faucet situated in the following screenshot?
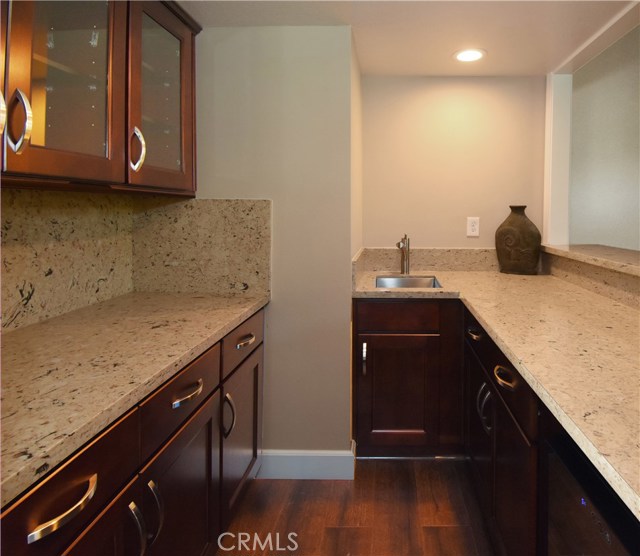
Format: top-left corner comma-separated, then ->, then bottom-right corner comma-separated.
396,234 -> 410,275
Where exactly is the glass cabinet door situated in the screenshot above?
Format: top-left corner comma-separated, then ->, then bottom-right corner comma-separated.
3,1 -> 126,183
127,1 -> 194,193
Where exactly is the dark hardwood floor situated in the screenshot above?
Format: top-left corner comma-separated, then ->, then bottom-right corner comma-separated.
216,459 -> 495,556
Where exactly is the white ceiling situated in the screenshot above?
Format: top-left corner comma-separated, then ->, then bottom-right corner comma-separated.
179,0 -> 639,76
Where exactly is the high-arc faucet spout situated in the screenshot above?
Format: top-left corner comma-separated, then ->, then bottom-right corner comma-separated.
396,234 -> 410,275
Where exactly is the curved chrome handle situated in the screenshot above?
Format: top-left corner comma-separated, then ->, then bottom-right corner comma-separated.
27,474 -> 98,544
494,365 -> 517,391
128,500 -> 148,556
0,91 -> 6,135
130,126 -> 146,172
467,327 -> 483,342
236,334 -> 256,350
146,479 -> 164,545
223,393 -> 237,439
362,342 -> 367,376
475,382 -> 487,418
479,390 -> 492,435
7,88 -> 33,154
171,379 -> 204,410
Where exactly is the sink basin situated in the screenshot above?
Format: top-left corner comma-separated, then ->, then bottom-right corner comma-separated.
375,275 -> 442,288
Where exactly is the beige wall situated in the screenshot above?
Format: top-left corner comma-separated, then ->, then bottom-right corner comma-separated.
362,76 -> 546,248
196,26 -> 353,452
351,40 -> 364,259
570,27 -> 639,250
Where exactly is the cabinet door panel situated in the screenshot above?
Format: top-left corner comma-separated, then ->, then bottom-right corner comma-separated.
221,345 -> 263,523
141,392 -> 220,556
355,334 -> 440,454
465,345 -> 494,517
62,478 -> 145,556
127,1 -> 194,193
3,0 -> 126,182
494,398 -> 537,556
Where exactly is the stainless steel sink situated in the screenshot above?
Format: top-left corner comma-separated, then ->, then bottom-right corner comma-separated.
375,275 -> 442,288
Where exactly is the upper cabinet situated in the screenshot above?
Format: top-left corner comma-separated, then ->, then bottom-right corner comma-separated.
1,1 -> 200,196
126,1 -> 194,193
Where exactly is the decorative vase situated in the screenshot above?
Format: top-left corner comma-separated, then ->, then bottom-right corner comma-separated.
495,205 -> 541,275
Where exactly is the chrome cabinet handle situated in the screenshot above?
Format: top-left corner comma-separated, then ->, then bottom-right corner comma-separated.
475,382 -> 487,418
362,342 -> 367,376
236,334 -> 256,350
0,91 -> 6,135
130,126 -> 146,172
467,327 -> 483,341
128,501 -> 148,556
223,393 -> 237,438
7,88 -> 33,154
494,365 -> 517,391
171,379 -> 204,410
479,390 -> 492,435
146,479 -> 164,545
27,474 -> 98,544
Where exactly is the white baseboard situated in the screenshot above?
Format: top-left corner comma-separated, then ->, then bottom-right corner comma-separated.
257,446 -> 355,480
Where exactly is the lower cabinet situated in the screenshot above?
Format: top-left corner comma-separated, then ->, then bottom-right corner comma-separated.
352,299 -> 463,457
1,308 -> 265,556
221,344 -> 263,526
465,308 -> 538,556
141,391 -> 220,556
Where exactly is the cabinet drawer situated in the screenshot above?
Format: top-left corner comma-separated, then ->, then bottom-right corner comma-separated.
140,343 -> 220,462
355,300 -> 440,332
222,310 -> 264,380
465,310 -> 538,440
1,410 -> 139,556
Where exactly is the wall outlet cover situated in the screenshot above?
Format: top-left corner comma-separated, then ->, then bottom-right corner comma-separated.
467,217 -> 480,237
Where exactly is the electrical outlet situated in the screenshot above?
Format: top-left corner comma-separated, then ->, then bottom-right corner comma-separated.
467,217 -> 480,237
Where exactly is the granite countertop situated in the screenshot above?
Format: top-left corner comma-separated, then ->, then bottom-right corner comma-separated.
1,292 -> 269,507
355,270 -> 640,519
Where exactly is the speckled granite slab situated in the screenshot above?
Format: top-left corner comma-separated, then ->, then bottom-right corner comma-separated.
1,292 -> 269,507
133,199 -> 271,297
1,190 -> 133,330
543,244 -> 640,277
354,269 -> 640,519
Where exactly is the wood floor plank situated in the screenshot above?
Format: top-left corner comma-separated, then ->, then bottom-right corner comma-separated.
320,526 -> 373,556
422,526 -> 480,556
371,460 -> 424,556
414,459 -> 471,527
216,460 -> 495,556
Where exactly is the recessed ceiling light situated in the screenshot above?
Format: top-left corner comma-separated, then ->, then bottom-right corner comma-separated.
455,49 -> 486,62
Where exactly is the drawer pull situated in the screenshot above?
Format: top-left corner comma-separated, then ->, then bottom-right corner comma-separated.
362,342 -> 367,376
467,327 -> 483,342
475,382 -> 487,418
223,393 -> 237,438
7,88 -> 33,154
171,379 -> 204,410
494,365 -> 517,391
479,389 -> 493,435
130,126 -> 147,172
27,473 -> 98,544
0,91 -> 6,135
128,501 -> 148,556
146,479 -> 165,545
236,333 -> 256,350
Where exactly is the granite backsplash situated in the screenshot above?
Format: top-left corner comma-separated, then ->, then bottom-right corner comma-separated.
1,190 -> 271,331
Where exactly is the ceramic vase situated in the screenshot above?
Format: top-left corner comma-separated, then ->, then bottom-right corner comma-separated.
495,205 -> 541,275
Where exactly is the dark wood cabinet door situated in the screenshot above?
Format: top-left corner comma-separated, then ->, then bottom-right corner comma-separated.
493,397 -> 537,556
355,333 -> 440,456
3,0 -> 126,183
126,1 -> 195,194
61,478 -> 146,556
141,391 -> 220,556
221,345 -> 263,526
465,344 -> 495,518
